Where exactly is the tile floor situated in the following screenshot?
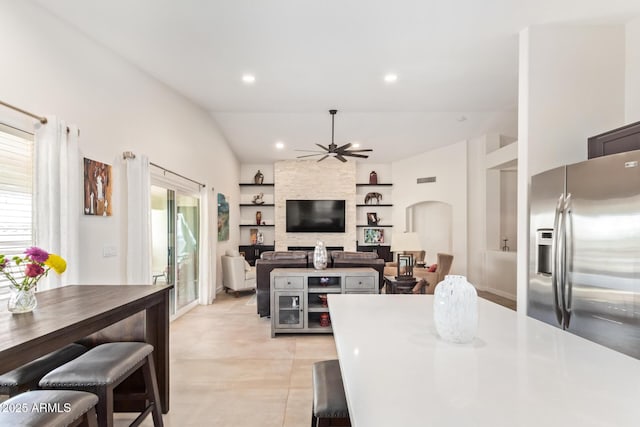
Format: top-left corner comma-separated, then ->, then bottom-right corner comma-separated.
116,290 -> 515,427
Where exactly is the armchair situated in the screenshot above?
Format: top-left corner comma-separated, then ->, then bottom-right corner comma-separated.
221,249 -> 256,296
413,253 -> 453,294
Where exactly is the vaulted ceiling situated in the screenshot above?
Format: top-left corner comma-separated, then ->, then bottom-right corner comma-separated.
32,0 -> 640,163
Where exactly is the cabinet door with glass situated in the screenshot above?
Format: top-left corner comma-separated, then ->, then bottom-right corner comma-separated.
274,291 -> 304,331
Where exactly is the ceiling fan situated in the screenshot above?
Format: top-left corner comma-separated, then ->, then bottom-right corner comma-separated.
296,109 -> 372,162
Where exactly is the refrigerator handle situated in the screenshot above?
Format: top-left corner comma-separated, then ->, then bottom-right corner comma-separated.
551,194 -> 564,326
563,193 -> 573,328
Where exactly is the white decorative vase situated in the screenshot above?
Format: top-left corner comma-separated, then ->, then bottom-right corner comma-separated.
7,285 -> 38,313
433,275 -> 478,343
313,240 -> 328,270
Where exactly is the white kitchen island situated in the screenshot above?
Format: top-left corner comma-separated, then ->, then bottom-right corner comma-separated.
328,294 -> 640,427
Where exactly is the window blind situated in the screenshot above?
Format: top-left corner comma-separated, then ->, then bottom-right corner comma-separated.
0,125 -> 34,298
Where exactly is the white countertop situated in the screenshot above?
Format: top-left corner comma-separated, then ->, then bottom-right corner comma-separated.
328,294 -> 640,427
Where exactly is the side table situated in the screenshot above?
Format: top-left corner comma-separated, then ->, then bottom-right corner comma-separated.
384,276 -> 418,294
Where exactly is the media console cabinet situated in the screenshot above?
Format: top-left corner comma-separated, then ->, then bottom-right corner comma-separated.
270,267 -> 378,337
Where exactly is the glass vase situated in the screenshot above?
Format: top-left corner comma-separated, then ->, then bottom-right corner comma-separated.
313,240 -> 328,270
8,285 -> 38,313
433,275 -> 477,343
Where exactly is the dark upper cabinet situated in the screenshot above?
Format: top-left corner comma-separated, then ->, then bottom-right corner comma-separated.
588,121 -> 640,159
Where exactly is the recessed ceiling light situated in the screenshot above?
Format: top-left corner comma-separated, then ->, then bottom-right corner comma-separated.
352,142 -> 360,148
384,73 -> 398,83
275,141 -> 285,149
242,74 -> 256,84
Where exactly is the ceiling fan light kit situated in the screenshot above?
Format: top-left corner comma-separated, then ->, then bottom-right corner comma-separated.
296,109 -> 372,162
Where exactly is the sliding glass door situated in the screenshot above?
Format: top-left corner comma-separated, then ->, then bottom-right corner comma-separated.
151,182 -> 200,317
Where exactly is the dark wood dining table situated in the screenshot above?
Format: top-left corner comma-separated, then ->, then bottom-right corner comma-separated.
0,284 -> 171,413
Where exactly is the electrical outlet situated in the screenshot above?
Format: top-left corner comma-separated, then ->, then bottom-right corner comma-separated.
103,245 -> 117,257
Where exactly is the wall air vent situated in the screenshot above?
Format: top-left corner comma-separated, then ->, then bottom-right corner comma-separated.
417,176 -> 436,184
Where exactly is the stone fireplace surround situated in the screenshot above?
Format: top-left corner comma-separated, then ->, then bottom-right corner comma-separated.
274,160 -> 357,251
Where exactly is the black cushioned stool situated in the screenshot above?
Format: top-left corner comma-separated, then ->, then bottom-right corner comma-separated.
311,359 -> 351,427
0,343 -> 88,397
0,389 -> 98,426
39,342 -> 163,427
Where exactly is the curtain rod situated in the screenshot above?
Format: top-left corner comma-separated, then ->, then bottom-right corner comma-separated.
122,151 -> 205,188
0,99 -> 47,124
150,162 -> 206,188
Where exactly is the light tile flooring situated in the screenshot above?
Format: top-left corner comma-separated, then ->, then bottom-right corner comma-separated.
116,290 -> 515,427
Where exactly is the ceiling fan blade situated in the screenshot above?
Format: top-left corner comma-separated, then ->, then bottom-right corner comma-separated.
334,154 -> 347,162
336,142 -> 352,151
294,149 -> 326,153
341,152 -> 369,158
296,153 -> 324,158
316,143 -> 330,152
344,148 -> 373,153
316,155 -> 329,162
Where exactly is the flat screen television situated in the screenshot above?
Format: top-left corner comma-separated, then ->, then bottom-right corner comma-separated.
286,199 -> 346,233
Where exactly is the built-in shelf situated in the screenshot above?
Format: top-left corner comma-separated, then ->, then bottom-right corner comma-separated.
356,204 -> 393,207
239,183 -> 275,187
239,224 -> 275,227
239,203 -> 275,207
356,225 -> 393,228
356,183 -> 393,187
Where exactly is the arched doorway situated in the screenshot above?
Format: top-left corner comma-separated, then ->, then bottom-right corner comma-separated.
407,201 -> 452,265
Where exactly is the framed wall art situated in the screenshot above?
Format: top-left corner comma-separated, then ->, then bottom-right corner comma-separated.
84,157 -> 113,216
364,228 -> 384,244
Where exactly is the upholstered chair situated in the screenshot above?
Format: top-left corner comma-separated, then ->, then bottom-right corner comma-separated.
221,249 -> 256,296
413,253 -> 454,294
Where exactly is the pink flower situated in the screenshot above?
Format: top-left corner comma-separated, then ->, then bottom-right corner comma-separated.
25,247 -> 49,263
25,263 -> 45,278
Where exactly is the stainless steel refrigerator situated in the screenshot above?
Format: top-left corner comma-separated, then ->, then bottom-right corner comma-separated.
528,150 -> 640,359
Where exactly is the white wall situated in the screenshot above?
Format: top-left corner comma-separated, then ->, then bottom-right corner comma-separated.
392,141 -> 468,276
0,1 -> 239,295
517,24 -> 627,312
410,201 -> 453,266
627,17 -> 640,122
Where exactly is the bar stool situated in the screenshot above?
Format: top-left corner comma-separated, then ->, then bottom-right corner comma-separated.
0,390 -> 98,426
0,343 -> 88,397
39,342 -> 163,427
311,359 -> 351,427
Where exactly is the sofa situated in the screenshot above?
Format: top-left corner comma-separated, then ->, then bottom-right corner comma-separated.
255,250 -> 385,318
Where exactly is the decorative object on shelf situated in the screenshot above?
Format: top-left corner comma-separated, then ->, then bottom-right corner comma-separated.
502,237 -> 510,252
391,232 -> 421,279
217,193 -> 229,241
250,228 -> 258,245
318,294 -> 328,307
295,110 -> 373,162
255,211 -> 262,225
313,240 -> 328,270
369,171 -> 378,184
252,192 -> 265,205
364,228 -> 384,244
83,157 -> 113,216
364,192 -> 382,204
254,170 -> 264,184
366,212 -> 380,225
320,312 -> 331,327
1,247 -> 67,313
257,230 -> 264,245
433,275 -> 478,344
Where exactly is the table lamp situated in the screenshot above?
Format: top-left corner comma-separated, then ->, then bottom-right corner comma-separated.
391,232 -> 421,280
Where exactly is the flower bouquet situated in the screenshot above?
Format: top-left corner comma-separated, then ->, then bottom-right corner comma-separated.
0,247 -> 66,313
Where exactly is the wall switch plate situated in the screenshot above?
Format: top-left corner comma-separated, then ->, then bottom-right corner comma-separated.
103,245 -> 117,257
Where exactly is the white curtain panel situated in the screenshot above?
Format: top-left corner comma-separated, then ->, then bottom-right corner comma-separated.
125,154 -> 152,284
34,116 -> 81,289
198,186 -> 215,304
